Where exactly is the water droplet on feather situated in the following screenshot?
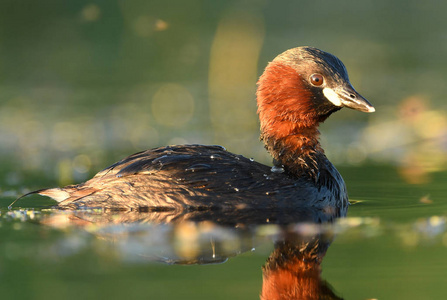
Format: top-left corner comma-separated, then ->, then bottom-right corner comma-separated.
271,165 -> 284,173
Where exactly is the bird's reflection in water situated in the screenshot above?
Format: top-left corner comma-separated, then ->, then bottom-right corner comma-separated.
40,207 -> 344,299
261,226 -> 342,300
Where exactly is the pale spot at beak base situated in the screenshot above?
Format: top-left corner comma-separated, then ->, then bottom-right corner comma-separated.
323,88 -> 342,106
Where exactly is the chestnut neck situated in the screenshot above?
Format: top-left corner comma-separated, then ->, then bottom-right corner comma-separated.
257,62 -> 333,180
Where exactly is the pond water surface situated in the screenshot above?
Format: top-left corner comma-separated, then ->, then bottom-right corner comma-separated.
2,165 -> 447,299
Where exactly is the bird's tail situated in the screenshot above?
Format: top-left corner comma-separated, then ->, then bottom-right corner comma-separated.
9,188 -> 70,209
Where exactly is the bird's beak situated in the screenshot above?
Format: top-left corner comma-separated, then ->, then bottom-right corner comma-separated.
323,84 -> 375,113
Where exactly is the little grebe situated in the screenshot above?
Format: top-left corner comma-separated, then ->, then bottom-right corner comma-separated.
13,47 -> 374,212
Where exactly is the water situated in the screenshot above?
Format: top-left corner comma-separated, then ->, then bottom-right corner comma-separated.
2,166 -> 447,299
1,1 -> 447,299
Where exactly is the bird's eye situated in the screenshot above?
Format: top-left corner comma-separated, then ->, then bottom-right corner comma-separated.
310,74 -> 324,86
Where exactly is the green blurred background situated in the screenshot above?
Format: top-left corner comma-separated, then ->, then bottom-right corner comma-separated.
1,1 -> 447,299
1,0 -> 446,190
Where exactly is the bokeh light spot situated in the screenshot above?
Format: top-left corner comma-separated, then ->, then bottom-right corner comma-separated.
72,154 -> 92,174
81,4 -> 101,22
133,16 -> 169,37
